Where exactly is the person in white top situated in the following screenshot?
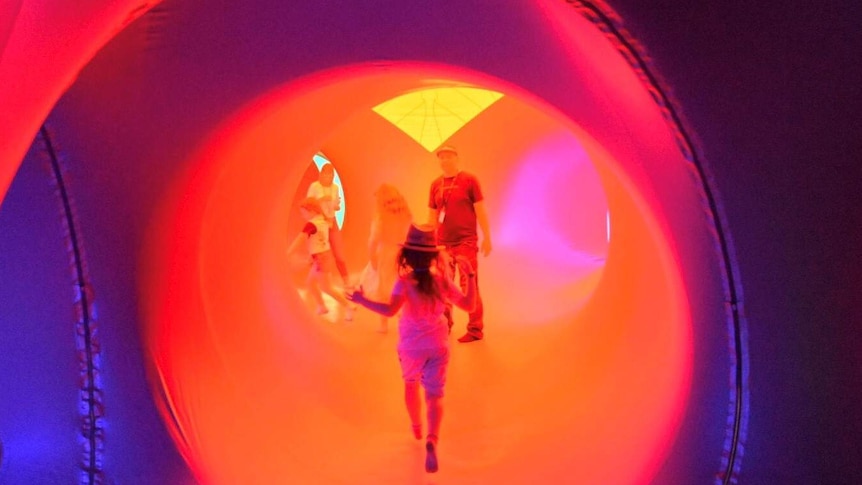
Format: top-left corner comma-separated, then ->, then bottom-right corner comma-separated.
287,197 -> 355,320
306,163 -> 351,286
348,224 -> 476,474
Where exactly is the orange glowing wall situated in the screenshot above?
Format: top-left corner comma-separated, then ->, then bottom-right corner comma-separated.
0,1 -> 738,483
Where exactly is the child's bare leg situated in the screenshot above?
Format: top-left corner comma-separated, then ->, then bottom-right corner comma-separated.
328,226 -> 351,286
377,315 -> 388,334
425,394 -> 442,473
404,381 -> 422,439
319,272 -> 355,320
307,269 -> 326,313
320,273 -> 350,306
426,395 -> 443,440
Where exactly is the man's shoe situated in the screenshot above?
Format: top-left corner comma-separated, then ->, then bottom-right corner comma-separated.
457,333 -> 482,343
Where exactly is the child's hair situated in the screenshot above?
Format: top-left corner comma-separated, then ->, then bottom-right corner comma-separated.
375,183 -> 411,219
398,248 -> 446,300
298,197 -> 323,215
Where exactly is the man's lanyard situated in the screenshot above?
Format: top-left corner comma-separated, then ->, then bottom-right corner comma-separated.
440,172 -> 460,210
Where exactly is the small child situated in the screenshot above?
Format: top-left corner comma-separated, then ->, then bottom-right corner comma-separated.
287,197 -> 355,320
348,224 -> 476,473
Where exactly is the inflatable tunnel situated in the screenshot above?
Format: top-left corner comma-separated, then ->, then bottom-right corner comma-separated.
0,1 -> 746,483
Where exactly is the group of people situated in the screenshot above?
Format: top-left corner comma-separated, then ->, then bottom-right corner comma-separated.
287,146 -> 492,473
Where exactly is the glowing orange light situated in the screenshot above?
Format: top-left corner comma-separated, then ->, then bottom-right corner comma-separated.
142,62 -> 691,484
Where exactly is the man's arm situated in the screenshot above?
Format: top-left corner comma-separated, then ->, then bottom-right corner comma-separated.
331,183 -> 342,211
474,200 -> 492,256
427,208 -> 440,228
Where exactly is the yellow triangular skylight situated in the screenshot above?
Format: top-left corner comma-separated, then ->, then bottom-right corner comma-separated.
372,87 -> 504,152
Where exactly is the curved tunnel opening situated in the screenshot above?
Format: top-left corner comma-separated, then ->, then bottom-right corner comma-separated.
142,63 -> 691,484
284,86 -> 611,326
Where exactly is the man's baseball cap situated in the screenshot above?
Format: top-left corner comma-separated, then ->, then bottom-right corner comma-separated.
435,145 -> 458,156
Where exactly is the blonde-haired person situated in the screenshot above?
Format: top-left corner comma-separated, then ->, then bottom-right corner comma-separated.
367,184 -> 413,333
348,224 -> 476,474
287,197 -> 355,320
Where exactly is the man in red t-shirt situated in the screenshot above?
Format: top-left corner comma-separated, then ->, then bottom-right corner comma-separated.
428,146 -> 492,343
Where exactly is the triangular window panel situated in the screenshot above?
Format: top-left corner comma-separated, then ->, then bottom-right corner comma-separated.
372,87 -> 503,152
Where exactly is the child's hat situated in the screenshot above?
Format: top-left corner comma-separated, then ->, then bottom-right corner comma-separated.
401,224 -> 443,252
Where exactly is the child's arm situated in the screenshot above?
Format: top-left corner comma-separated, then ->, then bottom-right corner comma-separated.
347,287 -> 405,317
286,223 -> 316,255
